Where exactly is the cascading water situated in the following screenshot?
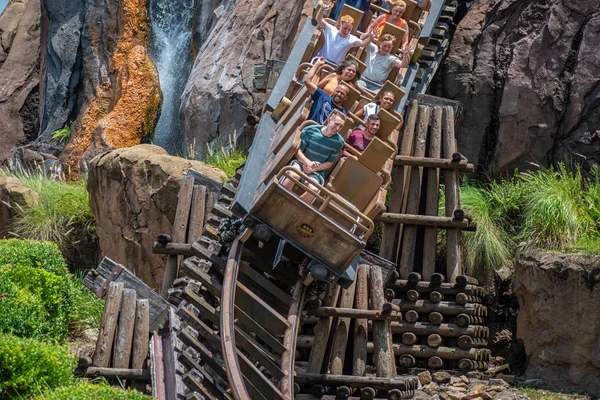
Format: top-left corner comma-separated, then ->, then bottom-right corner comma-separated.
150,0 -> 195,154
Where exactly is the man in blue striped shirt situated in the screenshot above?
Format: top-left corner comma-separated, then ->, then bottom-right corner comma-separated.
283,111 -> 346,202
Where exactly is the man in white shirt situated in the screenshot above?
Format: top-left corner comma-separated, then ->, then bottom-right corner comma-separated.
316,0 -> 375,64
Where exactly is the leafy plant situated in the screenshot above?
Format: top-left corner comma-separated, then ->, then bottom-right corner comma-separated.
0,333 -> 77,399
204,136 -> 246,179
33,382 -> 154,400
0,239 -> 68,276
51,125 -> 71,142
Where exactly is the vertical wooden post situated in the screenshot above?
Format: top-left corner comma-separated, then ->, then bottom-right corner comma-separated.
93,282 -> 124,367
329,279 -> 357,375
443,106 -> 462,283
352,264 -> 369,377
399,105 -> 430,278
162,175 -> 195,297
422,106 -> 443,280
113,289 -> 137,369
369,266 -> 392,378
307,284 -> 341,373
380,100 -> 419,262
131,299 -> 150,369
187,185 -> 207,244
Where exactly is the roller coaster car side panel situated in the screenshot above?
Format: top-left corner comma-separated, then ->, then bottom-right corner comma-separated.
247,179 -> 365,279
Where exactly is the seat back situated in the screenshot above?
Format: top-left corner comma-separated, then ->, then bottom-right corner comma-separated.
340,84 -> 362,113
376,108 -> 402,142
328,157 -> 383,212
346,54 -> 367,83
378,22 -> 406,56
404,0 -> 419,22
359,137 -> 395,173
376,81 -> 405,111
338,4 -> 364,35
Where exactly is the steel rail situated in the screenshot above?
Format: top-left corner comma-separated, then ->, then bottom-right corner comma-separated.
220,236 -> 249,400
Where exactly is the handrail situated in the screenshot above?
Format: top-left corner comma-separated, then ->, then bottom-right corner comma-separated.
277,166 -> 374,237
220,237 -> 249,400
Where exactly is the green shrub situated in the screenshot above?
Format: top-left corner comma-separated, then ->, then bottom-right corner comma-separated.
204,137 -> 246,179
0,265 -> 72,340
33,382 -> 154,400
0,333 -> 76,399
0,239 -> 68,275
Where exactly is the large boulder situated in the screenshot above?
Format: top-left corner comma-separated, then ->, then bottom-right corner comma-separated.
180,0 -> 316,158
59,0 -> 161,179
514,251 -> 600,396
87,145 -> 226,290
0,177 -> 39,238
0,0 -> 41,164
443,0 -> 600,175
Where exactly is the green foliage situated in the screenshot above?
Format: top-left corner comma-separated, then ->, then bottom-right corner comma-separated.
0,240 -> 104,340
519,387 -> 591,400
447,163 -> 600,279
51,125 -> 71,142
521,164 -> 592,250
33,382 -> 154,400
204,137 -> 246,179
0,239 -> 68,275
0,333 -> 76,399
0,169 -> 95,256
457,184 -> 515,278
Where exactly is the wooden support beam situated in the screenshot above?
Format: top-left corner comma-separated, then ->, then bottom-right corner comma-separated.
113,289 -> 137,369
443,106 -> 462,282
423,106 -> 443,280
93,282 -> 124,367
329,280 -> 357,375
375,213 -> 470,229
295,373 -> 418,390
84,367 -> 150,381
380,100 -> 418,262
369,266 -> 393,378
307,307 -> 400,321
187,185 -> 207,243
388,343 -> 491,361
306,284 -> 340,374
152,242 -> 193,256
391,280 -> 485,297
353,264 -> 369,377
401,300 -> 488,317
394,156 -> 474,173
400,105 -> 430,277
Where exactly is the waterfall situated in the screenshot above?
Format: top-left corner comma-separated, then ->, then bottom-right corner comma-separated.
150,0 -> 195,154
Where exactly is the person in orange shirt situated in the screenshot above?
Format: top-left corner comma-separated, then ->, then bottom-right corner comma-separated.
318,59 -> 360,95
367,0 -> 410,52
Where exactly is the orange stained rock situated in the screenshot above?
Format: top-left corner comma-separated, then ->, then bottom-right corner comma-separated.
60,0 -> 160,180
95,46 -> 161,149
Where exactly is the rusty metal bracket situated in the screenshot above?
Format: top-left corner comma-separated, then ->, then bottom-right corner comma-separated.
96,263 -> 124,298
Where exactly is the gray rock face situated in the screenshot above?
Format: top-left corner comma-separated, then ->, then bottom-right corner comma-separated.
87,144 -> 226,290
0,0 -> 41,164
443,0 -> 600,175
180,0 -> 315,158
515,251 -> 600,396
37,0 -> 85,150
0,177 -> 39,239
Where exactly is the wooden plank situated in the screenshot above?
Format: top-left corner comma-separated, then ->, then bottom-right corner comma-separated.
151,332 -> 166,400
306,284 -> 341,374
234,328 -> 283,380
443,106 -> 462,282
394,156 -> 474,172
369,266 -> 393,378
375,213 -> 469,228
295,373 -> 418,390
236,281 -> 290,335
307,307 -> 400,320
131,299 -> 150,368
84,367 -> 149,381
400,105 -> 430,278
113,289 -> 137,369
239,262 -> 292,307
423,107 -> 443,280
187,185 -> 207,244
329,280 -> 357,375
353,265 -> 369,377
93,282 -> 124,367
380,100 -> 419,262
162,175 -> 195,297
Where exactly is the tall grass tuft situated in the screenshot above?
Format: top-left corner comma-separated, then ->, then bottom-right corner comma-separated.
520,164 -> 592,250
204,137 -> 247,179
456,183 -> 515,279
0,168 -> 95,256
